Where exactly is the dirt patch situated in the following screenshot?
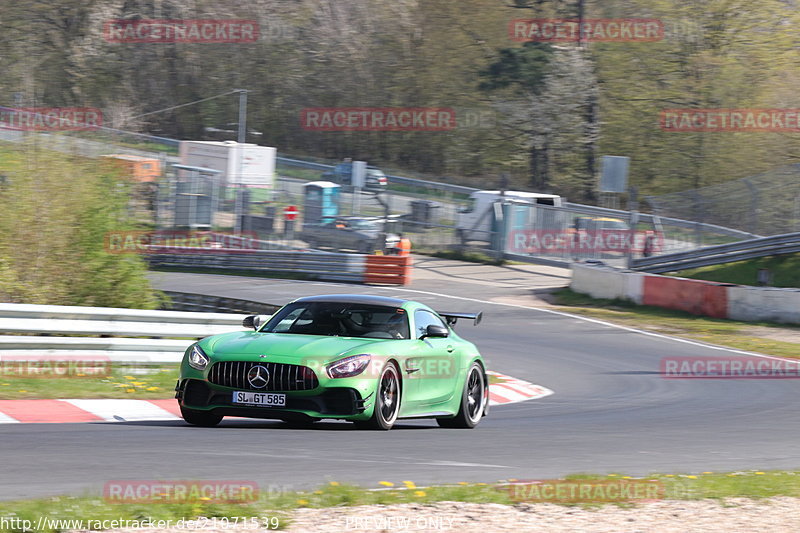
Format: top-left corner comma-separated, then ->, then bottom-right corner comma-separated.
741,326 -> 800,344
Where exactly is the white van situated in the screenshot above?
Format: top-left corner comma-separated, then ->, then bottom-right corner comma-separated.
456,190 -> 562,242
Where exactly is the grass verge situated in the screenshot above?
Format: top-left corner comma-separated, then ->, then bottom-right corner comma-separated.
0,364 -> 179,400
675,253 -> 800,288
3,471 -> 800,532
551,288 -> 800,358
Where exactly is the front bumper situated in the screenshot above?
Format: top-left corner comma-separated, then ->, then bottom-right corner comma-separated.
176,378 -> 371,420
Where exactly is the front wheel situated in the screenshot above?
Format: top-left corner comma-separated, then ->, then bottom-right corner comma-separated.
356,362 -> 401,430
181,406 -> 223,427
437,362 -> 486,429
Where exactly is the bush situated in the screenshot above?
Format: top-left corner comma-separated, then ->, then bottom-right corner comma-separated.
0,145 -> 162,308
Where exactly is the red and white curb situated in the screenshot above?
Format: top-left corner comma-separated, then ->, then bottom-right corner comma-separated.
0,399 -> 181,424
0,373 -> 552,423
487,371 -> 553,406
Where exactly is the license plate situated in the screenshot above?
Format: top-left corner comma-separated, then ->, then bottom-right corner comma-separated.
232,391 -> 286,407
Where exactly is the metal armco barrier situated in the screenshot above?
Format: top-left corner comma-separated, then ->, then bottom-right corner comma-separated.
162,291 -> 280,314
148,249 -> 412,286
0,302 -> 251,362
631,232 -> 800,273
570,263 -> 800,325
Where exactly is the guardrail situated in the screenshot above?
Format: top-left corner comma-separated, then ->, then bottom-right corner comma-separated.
631,232 -> 800,273
0,301 -> 256,363
148,249 -> 412,285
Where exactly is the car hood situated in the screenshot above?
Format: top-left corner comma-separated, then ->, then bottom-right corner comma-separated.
200,331 -> 388,362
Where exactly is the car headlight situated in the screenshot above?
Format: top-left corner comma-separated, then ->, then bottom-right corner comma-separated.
188,344 -> 210,371
326,354 -> 371,378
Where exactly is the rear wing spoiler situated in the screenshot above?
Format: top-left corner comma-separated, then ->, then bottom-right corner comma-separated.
437,311 -> 483,327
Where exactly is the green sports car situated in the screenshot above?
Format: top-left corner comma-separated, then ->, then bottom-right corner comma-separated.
176,294 -> 489,430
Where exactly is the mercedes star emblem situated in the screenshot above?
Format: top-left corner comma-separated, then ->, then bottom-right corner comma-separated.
247,365 -> 270,389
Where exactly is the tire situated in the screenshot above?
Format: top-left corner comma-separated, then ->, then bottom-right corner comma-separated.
437,362 -> 486,429
357,362 -> 401,430
180,406 -> 223,427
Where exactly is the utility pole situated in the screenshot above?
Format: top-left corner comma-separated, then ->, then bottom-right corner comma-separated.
234,89 -> 248,235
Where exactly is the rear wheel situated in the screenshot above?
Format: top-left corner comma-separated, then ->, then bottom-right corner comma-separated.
356,362 -> 401,430
181,406 -> 223,427
437,362 -> 486,429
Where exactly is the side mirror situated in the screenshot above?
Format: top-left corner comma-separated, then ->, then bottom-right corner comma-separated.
243,315 -> 267,330
421,324 -> 449,339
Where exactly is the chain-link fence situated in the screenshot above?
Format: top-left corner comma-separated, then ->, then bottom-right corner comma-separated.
646,164 -> 800,237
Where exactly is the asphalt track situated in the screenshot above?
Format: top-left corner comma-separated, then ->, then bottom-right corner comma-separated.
2,259 -> 800,501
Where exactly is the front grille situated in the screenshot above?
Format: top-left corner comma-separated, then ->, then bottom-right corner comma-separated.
208,361 -> 319,392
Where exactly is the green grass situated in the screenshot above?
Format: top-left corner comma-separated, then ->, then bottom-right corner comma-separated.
3,471 -> 800,532
552,288 -> 800,358
676,253 -> 800,288
0,364 -> 179,400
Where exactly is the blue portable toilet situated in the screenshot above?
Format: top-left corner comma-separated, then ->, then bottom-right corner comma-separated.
303,181 -> 340,224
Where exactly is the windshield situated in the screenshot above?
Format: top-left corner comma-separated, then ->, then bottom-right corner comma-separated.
349,219 -> 378,230
261,302 -> 410,339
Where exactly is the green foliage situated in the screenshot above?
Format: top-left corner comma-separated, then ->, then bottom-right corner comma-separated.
2,0 -> 800,202
0,146 -> 162,308
479,43 -> 554,93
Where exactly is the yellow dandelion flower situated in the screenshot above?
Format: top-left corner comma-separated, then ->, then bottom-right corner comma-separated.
413,491 -> 426,497
146,387 -> 161,391
124,376 -> 135,380
329,481 -> 340,486
402,481 -> 416,488
607,474 -> 617,477
125,388 -> 135,393
458,482 -> 469,485
755,472 -> 765,475
131,382 -> 146,386
17,390 -> 27,393
378,481 -> 394,487
199,497 -> 211,501
622,476 -> 632,479
664,474 -> 674,477
313,490 -> 323,495
296,499 -> 309,506
702,472 -> 713,474
685,475 -> 697,479
476,483 -> 487,486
